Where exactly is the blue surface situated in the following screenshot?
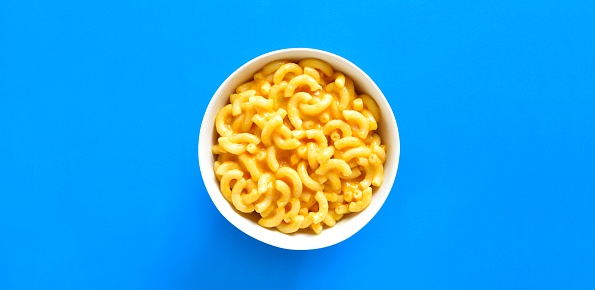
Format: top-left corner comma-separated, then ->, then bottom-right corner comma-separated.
1,0 -> 594,289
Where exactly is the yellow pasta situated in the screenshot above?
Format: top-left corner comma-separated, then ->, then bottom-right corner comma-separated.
258,207 -> 285,228
273,63 -> 303,84
276,215 -> 304,234
231,178 -> 255,213
213,59 -> 386,234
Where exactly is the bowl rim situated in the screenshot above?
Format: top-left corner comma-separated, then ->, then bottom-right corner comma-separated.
198,47 -> 400,250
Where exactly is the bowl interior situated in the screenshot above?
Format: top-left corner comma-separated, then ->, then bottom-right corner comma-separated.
198,48 -> 400,250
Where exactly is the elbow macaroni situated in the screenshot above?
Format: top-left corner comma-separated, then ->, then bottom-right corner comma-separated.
213,58 -> 386,234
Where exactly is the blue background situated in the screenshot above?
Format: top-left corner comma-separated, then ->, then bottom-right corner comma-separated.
1,0 -> 594,289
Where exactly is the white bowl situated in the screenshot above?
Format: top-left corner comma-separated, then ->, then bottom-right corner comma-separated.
198,48 -> 400,250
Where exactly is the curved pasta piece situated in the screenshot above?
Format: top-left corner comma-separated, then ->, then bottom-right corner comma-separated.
215,161 -> 241,180
266,146 -> 280,172
239,154 -> 261,181
275,180 -> 291,208
309,191 -> 328,224
299,211 -> 314,229
245,178 -> 256,193
349,187 -> 372,212
240,106 -> 256,132
231,179 -> 255,213
231,113 -> 247,133
316,146 -> 335,165
231,133 -> 260,145
303,66 -> 321,84
342,147 -> 372,162
334,203 -> 350,215
315,159 -> 352,177
272,134 -> 301,150
297,161 -> 324,191
361,109 -> 378,130
287,92 -> 312,129
218,137 -> 246,155
333,72 -> 346,88
298,59 -> 334,77
358,157 -> 374,189
284,75 -> 322,98
235,81 -> 255,94
334,136 -> 363,150
323,120 -> 352,138
275,123 -> 292,139
343,110 -> 369,139
273,63 -> 303,84
219,169 -> 243,202
258,207 -> 285,228
329,99 -> 343,121
373,144 -> 386,163
259,202 -> 276,219
248,96 -> 274,113
299,93 -> 333,116
257,173 -> 274,195
306,142 -> 319,170
254,78 -> 271,96
255,75 -> 273,93
327,172 -> 342,191
251,114 -> 267,129
261,115 -> 283,147
276,214 -> 304,234
360,94 -> 381,121
305,129 -> 327,148
254,189 -> 274,214
370,133 -> 382,147
369,153 -> 384,187
215,104 -> 234,137
343,167 -> 362,180
325,82 -> 338,93
275,167 -> 303,198
232,90 -> 256,116
262,60 -> 289,76
338,85 -> 351,110
269,81 -> 288,110
283,198 -> 301,223
241,188 -> 261,205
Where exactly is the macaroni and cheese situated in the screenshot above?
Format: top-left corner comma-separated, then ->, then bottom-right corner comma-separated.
213,58 -> 386,234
